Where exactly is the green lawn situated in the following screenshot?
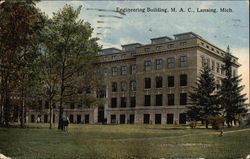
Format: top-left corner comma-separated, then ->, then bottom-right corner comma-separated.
0,124 -> 249,159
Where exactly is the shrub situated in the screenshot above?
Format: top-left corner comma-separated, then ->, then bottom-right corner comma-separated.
234,114 -> 244,126
206,116 -> 225,130
189,121 -> 198,128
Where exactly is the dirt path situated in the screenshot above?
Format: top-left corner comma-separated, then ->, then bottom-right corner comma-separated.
110,128 -> 250,141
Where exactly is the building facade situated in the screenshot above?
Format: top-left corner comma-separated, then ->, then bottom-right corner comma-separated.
26,32 -> 240,125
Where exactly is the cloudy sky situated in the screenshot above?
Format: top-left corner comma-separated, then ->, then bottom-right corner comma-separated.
37,1 -> 249,102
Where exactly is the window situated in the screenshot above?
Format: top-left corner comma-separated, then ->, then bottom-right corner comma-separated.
130,80 -> 136,91
156,76 -> 163,88
180,93 -> 187,105
179,113 -> 186,124
52,102 -> 56,109
129,114 -> 135,124
97,87 -> 106,98
130,97 -> 136,107
121,66 -> 127,75
77,103 -> 83,108
144,95 -> 151,106
44,114 -> 48,123
111,114 -> 116,124
155,114 -> 161,124
180,56 -> 187,67
168,76 -> 175,87
45,101 -> 49,109
156,94 -> 163,106
112,55 -> 117,60
131,64 -> 137,74
221,64 -> 224,75
38,100 -> 42,107
145,60 -> 152,72
206,58 -> 210,68
167,114 -> 174,124
168,94 -> 175,105
156,59 -> 163,70
111,98 -> 117,108
143,114 -> 150,124
120,97 -> 127,107
112,82 -> 117,92
156,46 -> 162,51
70,103 -> 75,109
216,63 -> 220,73
121,82 -> 127,91
180,74 -> 187,86
144,78 -> 151,89
85,114 -> 89,124
103,67 -> 108,75
201,56 -> 206,67
120,114 -> 126,124
167,57 -> 175,68
111,67 -> 118,76
211,60 -> 215,71
145,48 -> 150,52
180,42 -> 187,46
167,44 -> 175,49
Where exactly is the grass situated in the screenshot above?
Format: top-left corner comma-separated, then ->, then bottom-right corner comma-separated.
0,124 -> 249,159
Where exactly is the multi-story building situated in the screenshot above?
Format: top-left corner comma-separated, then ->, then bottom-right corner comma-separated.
98,32 -> 240,124
26,32 -> 240,125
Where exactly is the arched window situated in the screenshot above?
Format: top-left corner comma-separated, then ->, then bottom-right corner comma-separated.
156,76 -> 163,88
130,80 -> 136,91
112,82 -> 117,92
121,82 -> 127,91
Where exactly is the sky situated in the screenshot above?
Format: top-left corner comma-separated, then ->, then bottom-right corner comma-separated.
37,1 -> 249,103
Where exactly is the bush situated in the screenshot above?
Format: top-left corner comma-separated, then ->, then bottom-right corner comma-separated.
189,121 -> 198,128
206,116 -> 225,130
234,114 -> 244,126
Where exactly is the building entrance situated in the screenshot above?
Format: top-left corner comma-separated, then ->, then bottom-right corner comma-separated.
98,106 -> 105,123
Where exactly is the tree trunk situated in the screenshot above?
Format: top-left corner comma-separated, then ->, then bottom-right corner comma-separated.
3,90 -> 10,127
226,120 -> 231,128
0,95 -> 3,125
58,84 -> 64,130
205,120 -> 209,129
58,66 -> 65,131
49,99 -> 53,129
20,89 -> 25,128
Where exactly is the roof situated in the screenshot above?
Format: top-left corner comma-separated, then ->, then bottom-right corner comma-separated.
102,47 -> 121,51
121,43 -> 142,47
173,32 -> 202,38
150,36 -> 173,40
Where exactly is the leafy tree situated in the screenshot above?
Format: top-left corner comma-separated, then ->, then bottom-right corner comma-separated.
187,65 -> 221,128
219,49 -> 247,127
36,17 -> 60,129
0,0 -> 45,126
44,5 -> 100,130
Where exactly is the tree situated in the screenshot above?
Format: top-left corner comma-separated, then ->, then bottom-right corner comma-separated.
44,5 -> 100,130
0,0 -> 45,126
187,65 -> 221,128
219,47 -> 247,127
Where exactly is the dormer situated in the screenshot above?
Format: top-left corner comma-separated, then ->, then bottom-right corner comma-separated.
150,36 -> 173,44
121,43 -> 142,51
101,48 -> 121,55
174,32 -> 202,40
